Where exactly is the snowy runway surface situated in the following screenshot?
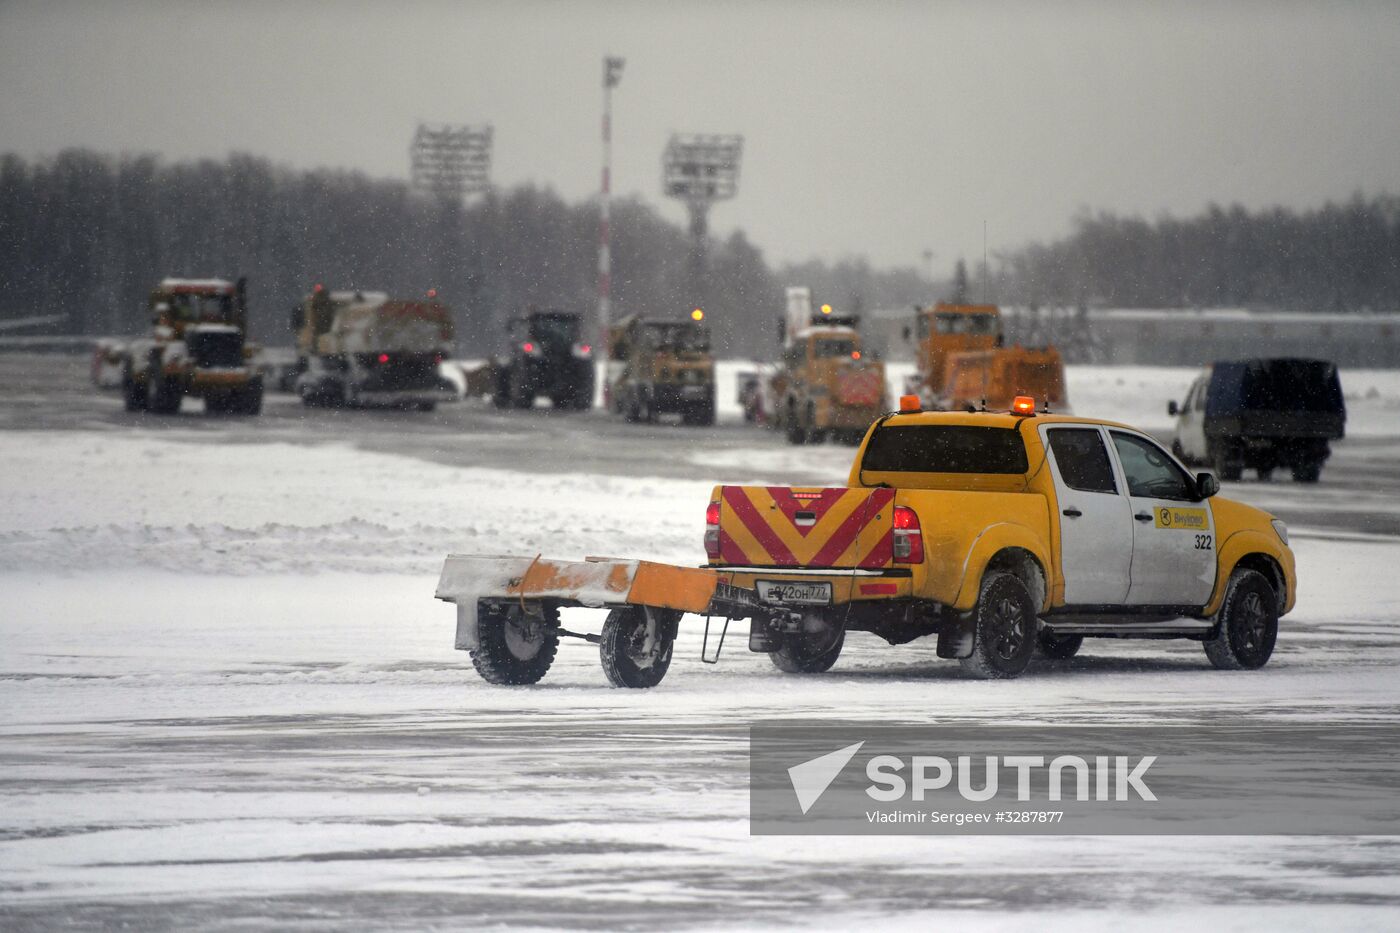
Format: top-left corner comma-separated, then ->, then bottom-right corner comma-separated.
3,355 -> 1400,930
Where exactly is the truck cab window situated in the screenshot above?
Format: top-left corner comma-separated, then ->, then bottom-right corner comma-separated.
1111,432 -> 1195,500
1047,428 -> 1118,494
811,338 -> 856,358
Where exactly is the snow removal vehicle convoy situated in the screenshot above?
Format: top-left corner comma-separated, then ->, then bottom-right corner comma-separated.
438,395 -> 1296,687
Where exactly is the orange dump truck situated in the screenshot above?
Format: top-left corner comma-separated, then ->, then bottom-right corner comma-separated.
436,399 -> 1295,688
910,302 -> 1067,412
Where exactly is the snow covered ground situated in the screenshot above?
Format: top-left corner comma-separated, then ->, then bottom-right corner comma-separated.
3,356 -> 1400,930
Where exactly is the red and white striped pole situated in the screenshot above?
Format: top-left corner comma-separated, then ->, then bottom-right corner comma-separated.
599,56 -> 624,407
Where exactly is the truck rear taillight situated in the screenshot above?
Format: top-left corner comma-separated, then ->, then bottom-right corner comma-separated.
704,501 -> 721,559
892,505 -> 923,563
378,353 -> 390,364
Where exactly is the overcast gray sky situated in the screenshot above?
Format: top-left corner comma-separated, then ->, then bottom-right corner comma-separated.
3,0 -> 1399,272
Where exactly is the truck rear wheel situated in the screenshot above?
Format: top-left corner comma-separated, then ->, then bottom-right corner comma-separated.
470,604 -> 560,685
959,572 -> 1038,679
600,606 -> 676,688
770,616 -> 845,673
1204,569 -> 1278,670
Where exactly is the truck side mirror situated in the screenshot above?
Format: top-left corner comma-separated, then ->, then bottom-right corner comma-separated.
1167,400 -> 1179,416
1196,473 -> 1219,499
901,325 -> 911,342
290,306 -> 304,332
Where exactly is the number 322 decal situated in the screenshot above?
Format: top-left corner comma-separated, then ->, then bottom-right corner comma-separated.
1194,534 -> 1213,550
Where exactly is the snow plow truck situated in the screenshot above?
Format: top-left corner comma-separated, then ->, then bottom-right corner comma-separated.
292,287 -> 457,411
607,312 -> 716,425
121,277 -> 263,415
745,287 -> 887,444
908,302 -> 1067,413
437,395 -> 1295,687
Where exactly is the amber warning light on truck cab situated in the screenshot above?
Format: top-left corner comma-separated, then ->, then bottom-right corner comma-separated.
1012,395 -> 1036,415
899,394 -> 922,413
691,308 -> 705,321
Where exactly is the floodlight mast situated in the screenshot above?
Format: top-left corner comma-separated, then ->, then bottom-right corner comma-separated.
662,133 -> 743,312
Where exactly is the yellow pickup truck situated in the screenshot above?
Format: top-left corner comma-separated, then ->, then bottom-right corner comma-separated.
436,396 -> 1295,686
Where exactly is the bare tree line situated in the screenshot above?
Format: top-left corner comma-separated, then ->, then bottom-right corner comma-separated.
997,198 -> 1400,312
6,150 -> 1394,360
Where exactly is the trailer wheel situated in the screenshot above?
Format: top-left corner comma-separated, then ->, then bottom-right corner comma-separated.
958,572 -> 1037,679
770,615 -> 845,673
1204,569 -> 1278,670
470,604 -> 560,685
600,606 -> 676,688
1036,630 -> 1083,660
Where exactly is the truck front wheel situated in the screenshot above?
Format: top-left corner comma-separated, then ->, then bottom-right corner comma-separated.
959,572 -> 1038,679
1203,569 -> 1278,670
600,606 -> 676,688
121,363 -> 146,412
784,401 -> 806,445
470,604 -> 560,685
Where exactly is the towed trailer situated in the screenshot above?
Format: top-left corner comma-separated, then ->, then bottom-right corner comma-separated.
436,554 -> 841,688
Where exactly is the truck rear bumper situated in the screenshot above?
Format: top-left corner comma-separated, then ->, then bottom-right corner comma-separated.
353,386 -> 457,405
707,565 -> 914,602
187,368 -> 258,391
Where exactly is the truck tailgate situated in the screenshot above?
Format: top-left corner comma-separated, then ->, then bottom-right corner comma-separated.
712,485 -> 895,568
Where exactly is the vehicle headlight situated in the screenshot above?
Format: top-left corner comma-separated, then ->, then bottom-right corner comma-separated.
1271,519 -> 1289,546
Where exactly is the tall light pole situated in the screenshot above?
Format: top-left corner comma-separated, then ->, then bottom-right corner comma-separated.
598,56 -> 624,377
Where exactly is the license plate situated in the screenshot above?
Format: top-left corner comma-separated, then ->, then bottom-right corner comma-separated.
757,580 -> 832,606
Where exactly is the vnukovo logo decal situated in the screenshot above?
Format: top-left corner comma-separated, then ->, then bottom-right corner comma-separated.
788,743 -> 1155,816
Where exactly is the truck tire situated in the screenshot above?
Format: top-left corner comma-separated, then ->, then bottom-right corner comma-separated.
600,606 -> 676,689
1292,461 -> 1321,483
770,618 -> 845,673
959,572 -> 1038,679
146,355 -> 182,415
1203,569 -> 1278,671
1036,630 -> 1083,660
1210,442 -> 1242,482
683,401 -> 715,427
785,401 -> 806,445
121,363 -> 147,412
492,368 -> 511,409
235,382 -> 263,415
804,404 -> 825,444
470,603 -> 560,685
